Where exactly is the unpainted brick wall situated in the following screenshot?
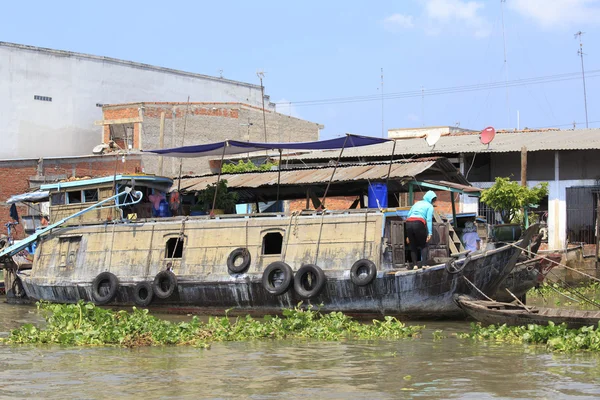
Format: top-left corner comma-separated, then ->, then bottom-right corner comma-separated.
109,103 -> 321,177
0,156 -> 141,240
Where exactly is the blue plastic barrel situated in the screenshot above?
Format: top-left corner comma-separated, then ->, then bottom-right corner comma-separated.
158,199 -> 171,217
368,183 -> 388,208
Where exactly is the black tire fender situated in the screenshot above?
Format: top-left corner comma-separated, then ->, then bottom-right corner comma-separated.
11,277 -> 26,299
91,271 -> 119,305
227,248 -> 251,274
350,259 -> 377,286
262,262 -> 293,296
153,270 -> 178,299
293,264 -> 326,299
133,281 -> 154,307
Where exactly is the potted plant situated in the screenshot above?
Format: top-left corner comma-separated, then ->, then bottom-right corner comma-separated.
480,177 -> 548,241
196,180 -> 238,215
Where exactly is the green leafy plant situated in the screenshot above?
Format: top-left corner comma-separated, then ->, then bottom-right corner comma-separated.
2,301 -> 424,347
195,180 -> 238,213
457,321 -> 600,352
221,160 -> 278,174
480,177 -> 548,224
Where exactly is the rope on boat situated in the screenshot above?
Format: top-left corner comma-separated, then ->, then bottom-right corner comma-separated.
504,288 -> 532,311
541,278 -> 582,303
509,243 -> 600,284
314,211 -> 327,265
281,211 -> 299,262
545,269 -> 600,308
524,255 -> 600,309
169,217 -> 188,264
462,276 -> 495,302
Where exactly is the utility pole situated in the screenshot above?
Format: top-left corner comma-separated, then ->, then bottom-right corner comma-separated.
575,31 -> 589,128
501,0 -> 510,128
257,70 -> 268,141
381,68 -> 384,138
421,86 -> 425,127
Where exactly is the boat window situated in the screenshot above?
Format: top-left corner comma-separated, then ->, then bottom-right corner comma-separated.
165,237 -> 184,258
84,189 -> 99,203
262,232 -> 283,255
51,192 -> 65,206
67,190 -> 82,204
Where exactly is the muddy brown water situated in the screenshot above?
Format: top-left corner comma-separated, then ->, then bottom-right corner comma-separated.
0,300 -> 599,399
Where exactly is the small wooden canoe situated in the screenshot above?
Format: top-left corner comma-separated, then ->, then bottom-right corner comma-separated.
454,295 -> 600,329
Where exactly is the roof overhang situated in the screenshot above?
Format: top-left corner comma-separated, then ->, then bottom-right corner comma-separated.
174,157 -> 473,203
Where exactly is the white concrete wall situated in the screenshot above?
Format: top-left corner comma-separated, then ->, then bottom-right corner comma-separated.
0,42 -> 268,159
470,178 -> 598,251
388,126 -> 474,139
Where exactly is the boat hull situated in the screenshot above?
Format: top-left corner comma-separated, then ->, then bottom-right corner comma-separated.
494,254 -> 561,302
20,241 -> 528,319
455,295 -> 600,329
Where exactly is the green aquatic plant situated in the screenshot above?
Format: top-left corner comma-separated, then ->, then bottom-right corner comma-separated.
527,282 -> 600,309
457,321 -> 600,352
2,301 -> 423,347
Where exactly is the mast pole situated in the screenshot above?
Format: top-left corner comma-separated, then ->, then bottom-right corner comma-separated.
320,135 -> 349,209
211,142 -> 228,217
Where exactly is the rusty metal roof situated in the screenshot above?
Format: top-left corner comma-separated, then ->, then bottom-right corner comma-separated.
279,128 -> 600,161
175,157 -> 470,202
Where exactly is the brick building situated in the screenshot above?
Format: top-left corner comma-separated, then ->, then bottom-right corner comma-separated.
101,102 -> 322,176
0,154 -> 141,239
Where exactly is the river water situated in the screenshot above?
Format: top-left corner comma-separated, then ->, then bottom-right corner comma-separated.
0,300 -> 599,399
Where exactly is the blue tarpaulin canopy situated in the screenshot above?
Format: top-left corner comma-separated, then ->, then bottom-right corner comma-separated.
142,134 -> 389,158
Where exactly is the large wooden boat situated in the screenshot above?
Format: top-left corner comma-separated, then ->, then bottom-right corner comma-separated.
0,136 -> 537,318
1,176 -> 537,318
454,295 -> 600,329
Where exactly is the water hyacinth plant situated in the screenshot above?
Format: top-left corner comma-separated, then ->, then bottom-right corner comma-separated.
457,321 -> 600,352
2,301 -> 423,347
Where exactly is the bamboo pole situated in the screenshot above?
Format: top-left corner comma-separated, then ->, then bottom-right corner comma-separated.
158,111 -> 165,176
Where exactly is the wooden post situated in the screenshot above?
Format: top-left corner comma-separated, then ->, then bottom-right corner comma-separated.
521,146 -> 527,187
408,183 -> 414,205
450,193 -> 457,229
521,146 -> 528,229
158,111 -> 165,175
596,197 -> 600,276
305,189 -> 310,210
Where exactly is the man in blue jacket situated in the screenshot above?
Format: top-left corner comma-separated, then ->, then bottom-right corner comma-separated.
405,190 -> 437,269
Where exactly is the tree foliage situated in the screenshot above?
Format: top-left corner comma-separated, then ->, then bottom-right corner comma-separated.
480,177 -> 548,223
195,180 -> 238,212
221,160 -> 278,174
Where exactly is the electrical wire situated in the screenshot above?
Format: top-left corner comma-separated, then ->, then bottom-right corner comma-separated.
278,70 -> 600,107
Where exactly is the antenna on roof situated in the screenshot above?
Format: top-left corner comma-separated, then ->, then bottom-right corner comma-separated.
480,126 -> 496,149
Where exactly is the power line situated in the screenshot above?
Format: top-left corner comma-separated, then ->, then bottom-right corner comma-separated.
278,69 -> 600,107
532,120 -> 600,129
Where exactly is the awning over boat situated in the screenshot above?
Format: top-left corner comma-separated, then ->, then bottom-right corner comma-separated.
7,191 -> 50,204
142,134 -> 390,158
173,157 -> 478,202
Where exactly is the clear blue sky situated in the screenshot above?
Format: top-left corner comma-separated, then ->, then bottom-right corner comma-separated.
1,0 -> 598,139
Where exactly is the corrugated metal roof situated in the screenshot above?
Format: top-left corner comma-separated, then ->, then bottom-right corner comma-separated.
281,128 -> 600,161
175,157 -> 467,192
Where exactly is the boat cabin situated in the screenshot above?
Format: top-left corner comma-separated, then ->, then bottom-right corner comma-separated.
40,175 -> 173,226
